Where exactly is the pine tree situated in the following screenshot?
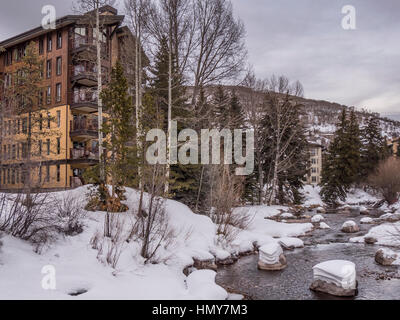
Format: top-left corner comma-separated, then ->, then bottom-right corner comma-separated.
149,35 -> 198,206
211,86 -> 230,129
101,61 -> 135,207
360,116 -> 388,179
346,110 -> 362,184
320,108 -> 362,205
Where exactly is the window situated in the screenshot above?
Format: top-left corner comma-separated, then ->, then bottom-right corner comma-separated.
46,165 -> 50,182
38,140 -> 42,156
47,86 -> 52,104
17,119 -> 20,134
56,165 -> 61,182
2,169 -> 5,184
56,83 -> 61,102
39,166 -> 42,183
39,114 -> 43,131
312,168 -> 317,173
46,139 -> 50,155
57,31 -> 62,49
16,168 -> 19,184
46,59 -> 52,78
56,57 -> 62,76
21,143 -> 27,159
47,33 -> 53,52
12,145 -> 16,160
47,112 -> 51,129
312,176 -> 317,183
311,158 -> 317,165
3,146 -> 6,160
38,91 -> 44,107
11,169 -> 15,185
57,110 -> 61,127
16,144 -> 19,159
57,137 -> 61,154
22,118 -> 27,134
39,38 -> 44,55
7,169 -> 10,184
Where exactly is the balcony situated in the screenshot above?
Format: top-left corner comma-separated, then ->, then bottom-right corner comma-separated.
71,36 -> 109,60
69,147 -> 99,168
72,64 -> 97,87
71,88 -> 98,113
70,116 -> 98,141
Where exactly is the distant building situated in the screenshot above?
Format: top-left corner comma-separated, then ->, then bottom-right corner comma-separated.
306,143 -> 323,185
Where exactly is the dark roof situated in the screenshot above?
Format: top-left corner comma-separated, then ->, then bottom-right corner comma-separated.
0,6 -> 123,49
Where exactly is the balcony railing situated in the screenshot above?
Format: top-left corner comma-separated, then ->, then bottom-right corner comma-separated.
70,147 -> 99,160
73,88 -> 98,104
73,116 -> 98,132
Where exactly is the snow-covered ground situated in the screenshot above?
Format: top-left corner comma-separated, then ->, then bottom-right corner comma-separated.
0,186 -> 312,300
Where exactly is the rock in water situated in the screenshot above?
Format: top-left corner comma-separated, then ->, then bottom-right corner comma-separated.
311,214 -> 324,223
341,221 -> 360,233
258,243 -> 287,271
375,248 -> 399,266
310,260 -> 357,297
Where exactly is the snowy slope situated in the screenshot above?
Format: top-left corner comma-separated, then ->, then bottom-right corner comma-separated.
0,186 -> 312,300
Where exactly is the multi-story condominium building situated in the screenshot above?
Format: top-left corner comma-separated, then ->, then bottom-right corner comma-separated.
306,142 -> 323,185
0,5 -> 130,191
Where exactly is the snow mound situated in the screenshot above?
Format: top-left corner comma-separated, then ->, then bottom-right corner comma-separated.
342,221 -> 357,228
350,222 -> 400,247
360,217 -> 374,224
311,215 -> 324,223
278,237 -> 304,249
259,243 -> 283,265
319,222 -> 331,229
186,270 -> 228,300
313,260 -> 356,290
378,248 -> 400,265
281,213 -> 294,219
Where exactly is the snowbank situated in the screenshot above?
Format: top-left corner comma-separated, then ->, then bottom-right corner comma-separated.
350,222 -> 400,247
186,270 -> 228,300
0,186 -> 313,300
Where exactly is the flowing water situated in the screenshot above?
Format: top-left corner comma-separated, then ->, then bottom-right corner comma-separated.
216,212 -> 400,300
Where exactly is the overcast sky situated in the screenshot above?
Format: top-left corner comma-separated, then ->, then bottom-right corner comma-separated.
1,0 -> 399,117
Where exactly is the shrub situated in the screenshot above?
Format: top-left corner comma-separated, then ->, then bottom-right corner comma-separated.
368,157 -> 400,205
54,195 -> 86,236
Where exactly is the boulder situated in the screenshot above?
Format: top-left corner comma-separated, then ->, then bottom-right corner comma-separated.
360,217 -> 374,224
349,207 -> 361,217
341,221 -> 360,233
316,208 -> 326,214
364,237 -> 378,245
258,243 -> 287,271
369,208 -> 385,218
278,237 -> 304,250
310,260 -> 357,297
375,248 -> 399,266
193,258 -> 217,271
359,206 -> 369,215
319,222 -> 331,229
310,279 -> 358,297
311,214 -> 324,223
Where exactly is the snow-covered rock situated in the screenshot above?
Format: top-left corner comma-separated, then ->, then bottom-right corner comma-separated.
360,217 -> 374,224
311,214 -> 324,223
319,222 -> 331,229
257,243 -> 287,271
375,248 -> 400,266
310,260 -> 357,297
281,212 -> 295,219
278,237 -> 304,250
186,270 -> 228,300
341,221 -> 360,233
350,222 -> 400,247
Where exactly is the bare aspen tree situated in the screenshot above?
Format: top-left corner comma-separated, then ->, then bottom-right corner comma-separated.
262,76 -> 305,205
190,0 -> 247,105
241,71 -> 267,204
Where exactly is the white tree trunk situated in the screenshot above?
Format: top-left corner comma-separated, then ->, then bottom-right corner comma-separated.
96,6 -> 104,182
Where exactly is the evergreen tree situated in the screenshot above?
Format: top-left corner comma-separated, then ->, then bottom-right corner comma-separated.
320,108 -> 362,205
149,35 -> 198,207
101,61 -> 135,205
346,110 -> 362,184
360,116 -> 388,179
